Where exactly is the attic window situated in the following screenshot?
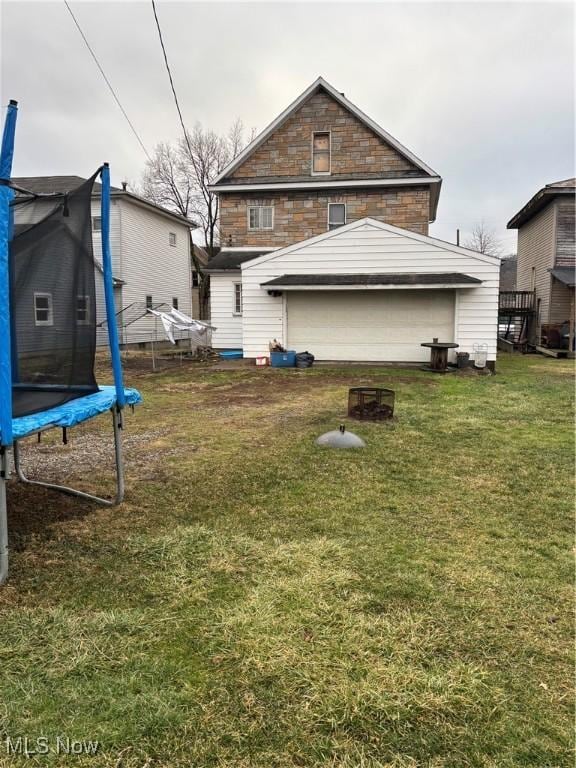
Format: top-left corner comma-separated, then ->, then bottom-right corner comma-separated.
328,203 -> 346,230
312,132 -> 331,174
169,232 -> 177,246
92,216 -> 102,232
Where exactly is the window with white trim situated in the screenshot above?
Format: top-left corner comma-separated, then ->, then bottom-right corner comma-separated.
172,297 -> 179,310
233,283 -> 242,315
146,295 -> 153,309
312,131 -> 331,174
76,295 -> 90,325
248,206 -> 273,230
34,292 -> 53,326
328,203 -> 346,230
92,217 -> 102,232
169,232 -> 177,246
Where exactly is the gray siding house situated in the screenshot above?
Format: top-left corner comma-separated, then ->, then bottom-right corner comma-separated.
507,178 -> 575,349
13,176 -> 196,346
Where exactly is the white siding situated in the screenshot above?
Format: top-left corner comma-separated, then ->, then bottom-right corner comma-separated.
91,199 -> 121,345
117,200 -> 192,344
210,274 -> 244,348
242,220 -> 499,361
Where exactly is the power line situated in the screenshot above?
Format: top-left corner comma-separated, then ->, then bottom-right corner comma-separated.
63,0 -> 151,161
150,0 -> 195,161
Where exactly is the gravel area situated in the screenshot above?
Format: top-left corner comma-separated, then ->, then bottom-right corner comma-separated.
13,427 -> 171,483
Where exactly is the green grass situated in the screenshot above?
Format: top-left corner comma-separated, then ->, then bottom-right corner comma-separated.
0,355 -> 573,767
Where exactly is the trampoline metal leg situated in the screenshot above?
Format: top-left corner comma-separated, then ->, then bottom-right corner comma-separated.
0,448 -> 9,585
13,409 -> 125,507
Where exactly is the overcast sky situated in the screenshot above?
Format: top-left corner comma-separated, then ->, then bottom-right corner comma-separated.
1,0 -> 574,250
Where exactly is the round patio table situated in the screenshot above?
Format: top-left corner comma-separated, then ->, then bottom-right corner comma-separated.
421,338 -> 459,372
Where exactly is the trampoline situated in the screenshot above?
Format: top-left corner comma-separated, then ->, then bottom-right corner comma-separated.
0,100 -> 142,583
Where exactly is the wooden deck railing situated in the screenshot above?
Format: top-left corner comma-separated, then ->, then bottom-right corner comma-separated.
498,291 -> 535,315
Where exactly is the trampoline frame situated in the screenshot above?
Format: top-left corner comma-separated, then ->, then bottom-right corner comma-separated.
0,100 -> 138,584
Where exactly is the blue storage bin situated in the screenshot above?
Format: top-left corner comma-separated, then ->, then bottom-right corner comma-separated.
219,349 -> 243,360
270,350 -> 296,367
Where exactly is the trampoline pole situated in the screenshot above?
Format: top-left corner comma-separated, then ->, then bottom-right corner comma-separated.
0,448 -> 9,584
100,163 -> 125,409
12,409 -> 125,506
0,99 -> 18,450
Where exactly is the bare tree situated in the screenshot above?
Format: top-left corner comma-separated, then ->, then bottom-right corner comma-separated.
140,119 -> 253,317
464,220 -> 503,257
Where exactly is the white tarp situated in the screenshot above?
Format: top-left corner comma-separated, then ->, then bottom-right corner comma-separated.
147,308 -> 216,345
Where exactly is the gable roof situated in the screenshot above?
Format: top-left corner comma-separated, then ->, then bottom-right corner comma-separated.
507,178 -> 576,229
12,175 -> 196,229
213,77 -> 439,186
242,217 -> 501,271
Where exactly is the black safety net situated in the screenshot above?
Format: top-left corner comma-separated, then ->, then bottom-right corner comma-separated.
9,172 -> 100,418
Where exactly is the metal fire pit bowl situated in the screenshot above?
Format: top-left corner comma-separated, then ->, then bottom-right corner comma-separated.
348,387 -> 395,421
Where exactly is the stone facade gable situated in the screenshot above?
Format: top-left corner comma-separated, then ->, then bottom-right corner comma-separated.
226,89 -> 421,183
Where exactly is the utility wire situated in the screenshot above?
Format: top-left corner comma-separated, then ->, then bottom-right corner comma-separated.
150,0 -> 195,161
64,0 -> 151,160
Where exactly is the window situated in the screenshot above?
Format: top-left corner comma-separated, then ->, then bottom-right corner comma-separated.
92,217 -> 102,232
172,297 -> 179,310
328,203 -> 346,230
76,295 -> 90,325
169,232 -> 177,246
145,295 -> 153,309
248,206 -> 273,230
192,270 -> 199,288
312,131 -> 331,174
34,292 -> 53,326
233,283 -> 242,315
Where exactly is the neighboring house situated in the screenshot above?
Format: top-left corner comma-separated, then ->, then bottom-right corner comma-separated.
507,178 -> 575,348
12,176 -> 195,345
499,256 -> 517,292
206,77 -> 499,364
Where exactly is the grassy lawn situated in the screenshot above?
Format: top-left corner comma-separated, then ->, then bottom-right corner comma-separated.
0,355 -> 573,767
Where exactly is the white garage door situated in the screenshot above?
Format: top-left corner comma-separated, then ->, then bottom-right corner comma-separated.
287,290 -> 455,361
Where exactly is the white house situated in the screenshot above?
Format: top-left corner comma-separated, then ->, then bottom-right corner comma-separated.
13,175 -> 195,346
211,218 -> 499,365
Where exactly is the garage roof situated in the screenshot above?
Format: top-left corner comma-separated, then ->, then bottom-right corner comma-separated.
262,273 -> 482,289
204,248 -> 273,271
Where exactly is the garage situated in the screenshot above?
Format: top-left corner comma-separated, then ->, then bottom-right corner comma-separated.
287,289 -> 455,362
239,218 -> 500,364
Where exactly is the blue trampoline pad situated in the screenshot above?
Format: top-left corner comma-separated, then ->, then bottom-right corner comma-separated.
11,386 -> 142,441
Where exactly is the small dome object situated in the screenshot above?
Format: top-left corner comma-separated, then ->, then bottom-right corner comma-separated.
315,424 -> 366,449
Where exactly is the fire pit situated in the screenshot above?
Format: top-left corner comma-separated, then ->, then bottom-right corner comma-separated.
348,387 -> 395,421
